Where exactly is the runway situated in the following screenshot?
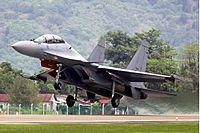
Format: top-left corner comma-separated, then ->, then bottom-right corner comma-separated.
0,114 -> 198,124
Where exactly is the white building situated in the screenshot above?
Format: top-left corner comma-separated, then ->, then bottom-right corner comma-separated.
0,94 -> 8,111
39,94 -> 59,111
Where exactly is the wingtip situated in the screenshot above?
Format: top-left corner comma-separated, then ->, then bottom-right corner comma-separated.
166,74 -> 185,83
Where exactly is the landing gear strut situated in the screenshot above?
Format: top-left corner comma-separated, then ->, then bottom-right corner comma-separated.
54,64 -> 62,90
111,80 -> 120,108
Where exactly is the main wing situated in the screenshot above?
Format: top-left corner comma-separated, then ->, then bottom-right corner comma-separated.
97,65 -> 177,83
43,50 -> 177,83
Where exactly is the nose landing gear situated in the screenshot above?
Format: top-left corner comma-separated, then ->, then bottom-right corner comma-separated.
111,95 -> 120,108
54,64 -> 62,90
54,82 -> 62,90
53,64 -> 78,107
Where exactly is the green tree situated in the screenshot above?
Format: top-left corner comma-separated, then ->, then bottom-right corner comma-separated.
0,62 -> 40,105
7,77 -> 39,105
0,62 -> 13,72
0,62 -> 21,93
37,80 -> 56,94
179,43 -> 199,91
104,30 -> 138,68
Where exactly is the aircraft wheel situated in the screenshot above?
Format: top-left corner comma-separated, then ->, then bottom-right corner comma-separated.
54,82 -> 62,90
111,95 -> 120,108
66,95 -> 75,107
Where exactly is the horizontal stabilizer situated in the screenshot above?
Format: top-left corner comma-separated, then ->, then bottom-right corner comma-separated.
138,87 -> 176,97
165,74 -> 185,83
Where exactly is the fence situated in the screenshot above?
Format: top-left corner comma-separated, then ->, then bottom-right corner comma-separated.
0,103 -> 137,115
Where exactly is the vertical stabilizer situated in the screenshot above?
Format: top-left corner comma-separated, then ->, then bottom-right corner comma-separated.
88,38 -> 106,64
127,40 -> 149,89
127,40 -> 149,71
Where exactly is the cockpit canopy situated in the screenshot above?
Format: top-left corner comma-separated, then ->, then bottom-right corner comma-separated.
33,34 -> 65,44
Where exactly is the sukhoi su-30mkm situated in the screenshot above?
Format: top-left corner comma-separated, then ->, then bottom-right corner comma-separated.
12,34 -> 178,108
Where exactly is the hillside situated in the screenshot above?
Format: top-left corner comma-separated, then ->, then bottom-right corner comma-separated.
0,0 -> 198,73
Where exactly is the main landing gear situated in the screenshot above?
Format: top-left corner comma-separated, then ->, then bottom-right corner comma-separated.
66,95 -> 75,107
66,87 -> 78,107
111,80 -> 121,108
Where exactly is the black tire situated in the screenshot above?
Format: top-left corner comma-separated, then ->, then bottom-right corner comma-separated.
54,82 -> 62,90
111,95 -> 120,108
66,95 -> 75,107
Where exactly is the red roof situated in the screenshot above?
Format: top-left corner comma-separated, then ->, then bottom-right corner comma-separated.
39,94 -> 54,102
0,94 -> 56,103
0,94 -> 8,102
99,97 -> 110,104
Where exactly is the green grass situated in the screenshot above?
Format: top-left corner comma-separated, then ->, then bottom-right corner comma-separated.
0,122 -> 198,133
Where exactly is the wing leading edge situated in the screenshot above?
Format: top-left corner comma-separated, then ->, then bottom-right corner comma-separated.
97,65 -> 177,83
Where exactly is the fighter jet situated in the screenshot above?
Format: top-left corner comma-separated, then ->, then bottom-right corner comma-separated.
12,34 -> 178,108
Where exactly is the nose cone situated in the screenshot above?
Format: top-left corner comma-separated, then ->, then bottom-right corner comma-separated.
12,41 -> 38,58
12,41 -> 25,52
